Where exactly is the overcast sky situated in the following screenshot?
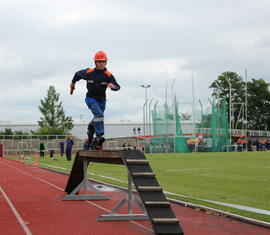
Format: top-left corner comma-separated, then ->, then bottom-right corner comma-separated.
0,0 -> 270,124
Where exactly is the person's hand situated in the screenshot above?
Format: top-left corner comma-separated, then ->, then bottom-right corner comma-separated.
70,83 -> 75,95
107,83 -> 116,90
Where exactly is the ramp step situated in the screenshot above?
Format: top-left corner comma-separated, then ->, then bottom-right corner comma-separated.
126,159 -> 149,164
152,218 -> 179,223
137,186 -> 162,191
145,201 -> 170,207
132,172 -> 155,177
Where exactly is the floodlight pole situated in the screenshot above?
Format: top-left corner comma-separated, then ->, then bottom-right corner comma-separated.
148,98 -> 153,136
141,85 -> 151,136
142,100 -> 147,136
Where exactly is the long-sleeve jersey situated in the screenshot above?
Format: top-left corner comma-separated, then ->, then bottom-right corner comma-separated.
72,67 -> 120,101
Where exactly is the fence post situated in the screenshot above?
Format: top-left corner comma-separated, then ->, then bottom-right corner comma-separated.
0,144 -> 4,157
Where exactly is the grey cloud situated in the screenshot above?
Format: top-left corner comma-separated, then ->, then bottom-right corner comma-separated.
1,0 -> 270,123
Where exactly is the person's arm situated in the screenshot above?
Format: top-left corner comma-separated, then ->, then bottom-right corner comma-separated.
108,74 -> 120,91
70,69 -> 88,95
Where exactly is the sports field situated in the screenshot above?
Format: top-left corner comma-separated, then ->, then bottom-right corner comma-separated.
11,151 -> 270,223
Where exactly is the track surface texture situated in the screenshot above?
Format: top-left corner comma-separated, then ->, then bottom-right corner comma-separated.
0,158 -> 269,235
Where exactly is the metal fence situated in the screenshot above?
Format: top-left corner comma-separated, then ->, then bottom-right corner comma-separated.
0,135 -> 146,156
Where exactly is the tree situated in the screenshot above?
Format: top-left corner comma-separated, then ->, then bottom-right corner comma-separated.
247,79 -> 270,130
35,86 -> 74,135
209,71 -> 246,129
210,72 -> 270,131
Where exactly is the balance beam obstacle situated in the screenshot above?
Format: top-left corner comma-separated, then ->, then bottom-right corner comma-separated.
63,150 -> 184,235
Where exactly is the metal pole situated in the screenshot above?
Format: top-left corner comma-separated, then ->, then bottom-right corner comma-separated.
245,69 -> 248,151
127,173 -> 133,214
143,101 -> 146,136
192,74 -> 196,138
171,78 -> 176,102
141,85 -> 151,136
214,81 -> 220,107
153,100 -> 158,137
224,77 -> 232,144
198,99 -> 203,128
165,80 -> 168,105
148,98 -> 153,136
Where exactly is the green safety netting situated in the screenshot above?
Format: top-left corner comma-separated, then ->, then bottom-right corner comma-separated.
148,99 -> 231,153
149,101 -> 189,153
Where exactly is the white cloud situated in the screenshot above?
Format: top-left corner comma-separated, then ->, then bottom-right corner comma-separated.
0,0 -> 270,124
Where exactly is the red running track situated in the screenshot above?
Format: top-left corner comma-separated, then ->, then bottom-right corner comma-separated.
0,158 -> 269,235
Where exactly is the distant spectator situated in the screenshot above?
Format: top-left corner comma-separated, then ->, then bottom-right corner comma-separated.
247,140 -> 252,152
133,127 -> 136,136
266,140 -> 270,150
37,143 -> 46,158
59,140 -> 65,156
137,127 -> 141,136
255,139 -> 260,151
66,136 -> 74,161
122,143 -> 127,150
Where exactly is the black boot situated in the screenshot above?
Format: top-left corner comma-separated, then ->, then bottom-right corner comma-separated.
89,137 -> 97,150
96,134 -> 105,150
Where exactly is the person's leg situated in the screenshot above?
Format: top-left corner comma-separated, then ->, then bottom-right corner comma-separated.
85,98 -> 105,136
66,148 -> 71,160
87,121 -> 95,143
85,98 -> 106,149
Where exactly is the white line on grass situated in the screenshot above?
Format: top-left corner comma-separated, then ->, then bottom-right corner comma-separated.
0,186 -> 32,235
0,160 -> 153,234
167,168 -> 216,172
164,191 -> 270,216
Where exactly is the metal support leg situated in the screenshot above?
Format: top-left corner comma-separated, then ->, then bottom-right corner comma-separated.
98,173 -> 148,221
62,160 -> 109,201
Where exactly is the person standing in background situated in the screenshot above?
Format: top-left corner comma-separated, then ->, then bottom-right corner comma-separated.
37,143 -> 46,158
59,140 -> 65,156
66,136 -> 74,161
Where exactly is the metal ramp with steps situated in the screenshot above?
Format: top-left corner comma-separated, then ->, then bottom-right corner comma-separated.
63,150 -> 184,235
122,150 -> 183,235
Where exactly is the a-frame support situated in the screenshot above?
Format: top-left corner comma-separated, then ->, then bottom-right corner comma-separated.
63,150 -> 184,235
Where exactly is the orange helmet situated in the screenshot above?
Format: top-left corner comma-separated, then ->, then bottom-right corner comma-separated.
94,51 -> 108,61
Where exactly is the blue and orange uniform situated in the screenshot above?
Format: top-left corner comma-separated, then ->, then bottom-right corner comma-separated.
70,51 -> 120,148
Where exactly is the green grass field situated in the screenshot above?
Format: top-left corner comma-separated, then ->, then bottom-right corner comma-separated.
12,151 -> 270,223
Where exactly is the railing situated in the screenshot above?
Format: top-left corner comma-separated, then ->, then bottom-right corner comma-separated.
0,135 -> 145,156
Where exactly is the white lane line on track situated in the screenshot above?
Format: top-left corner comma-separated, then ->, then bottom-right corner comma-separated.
0,186 -> 32,235
0,160 -> 153,234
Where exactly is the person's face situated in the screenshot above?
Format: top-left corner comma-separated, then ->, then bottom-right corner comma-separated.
95,60 -> 107,70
